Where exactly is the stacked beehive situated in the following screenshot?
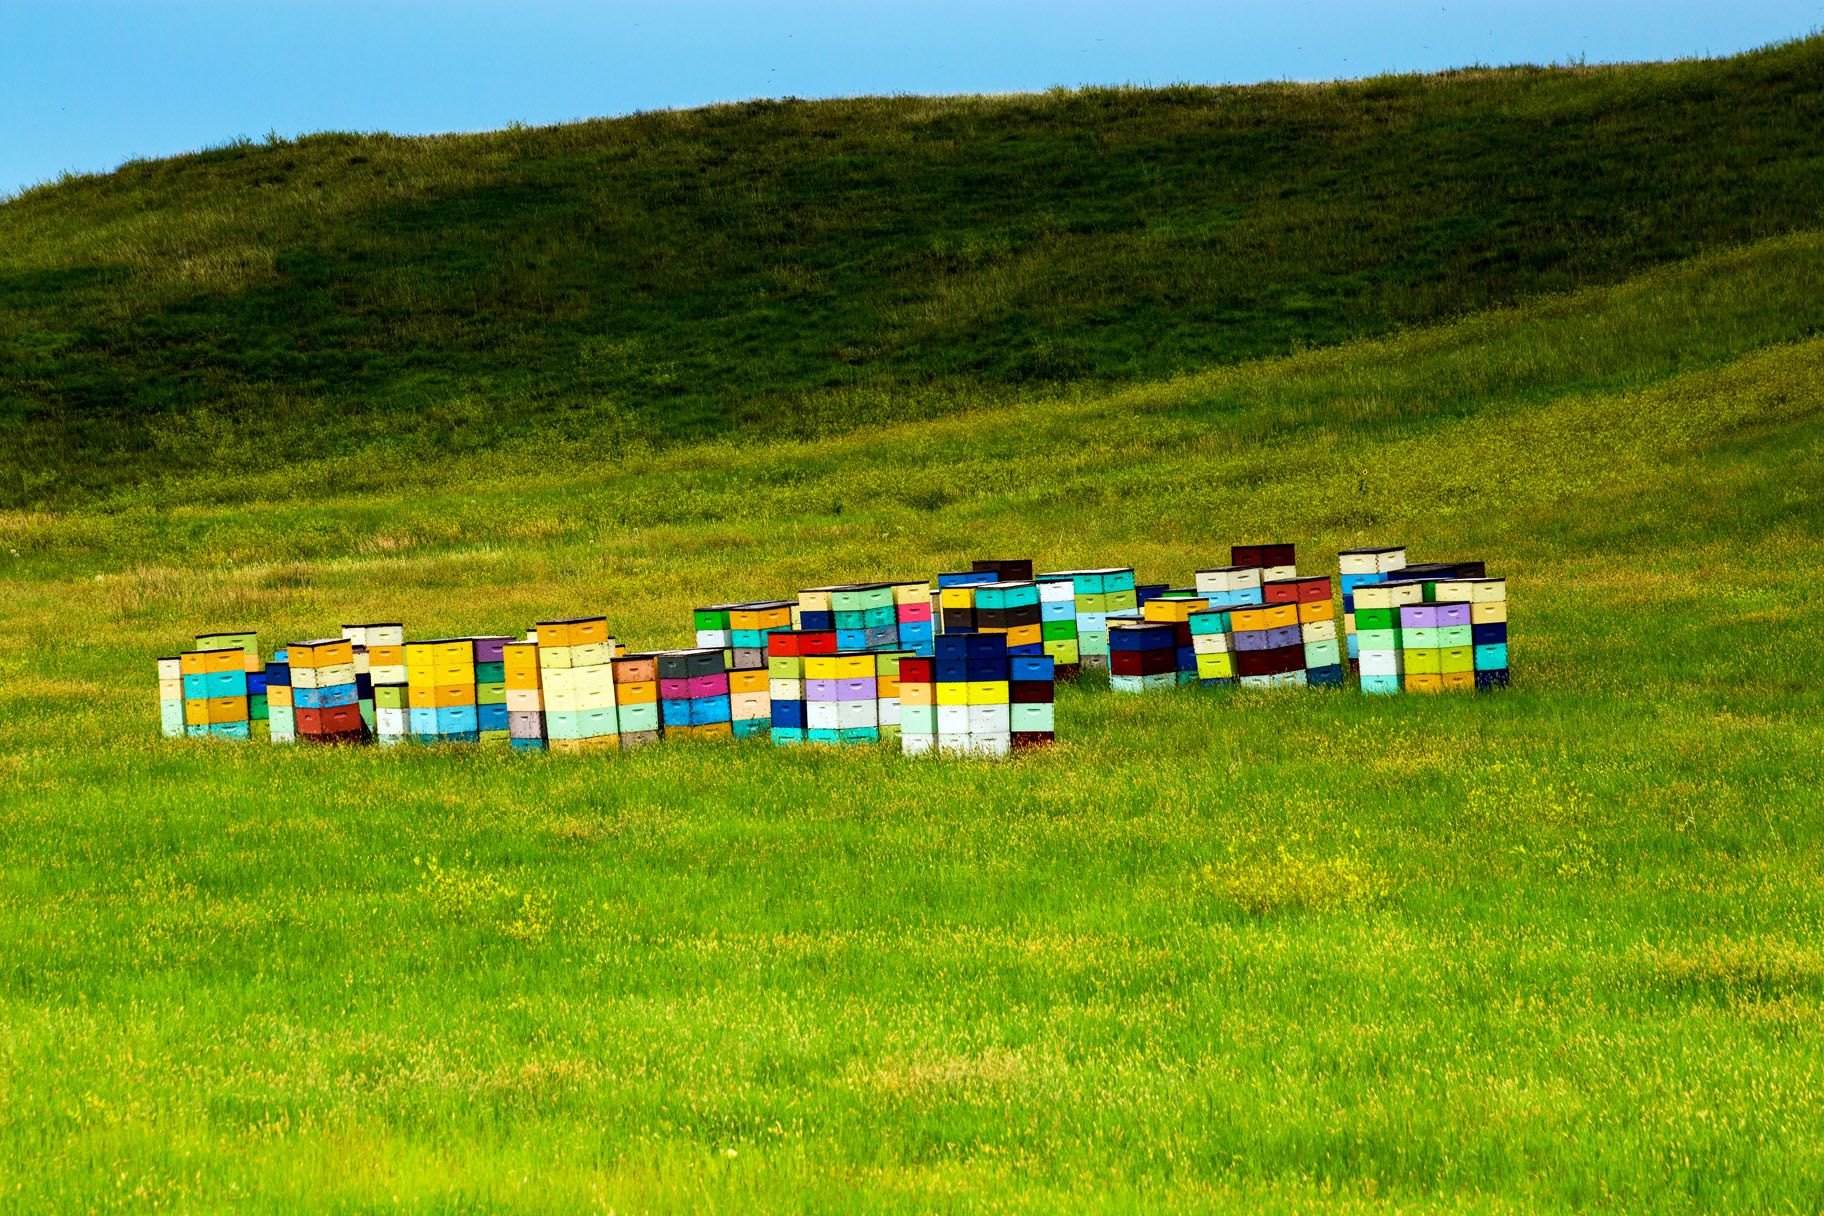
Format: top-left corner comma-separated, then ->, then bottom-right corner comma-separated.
658,648 -> 732,740
265,651 -> 295,742
290,637 -> 366,742
504,640 -> 545,751
971,581 -> 1044,654
890,581 -> 936,651
171,644 -> 250,738
1403,571 -> 1508,692
1353,562 -> 1506,694
1336,548 -> 1408,663
1140,594 -> 1209,685
899,632 -> 1046,756
696,600 -> 795,670
1231,544 -> 1298,582
1039,568 -> 1138,673
1107,620 -> 1180,692
1465,577 -> 1510,689
155,656 -> 185,738
198,630 -> 265,735
405,638 -> 478,743
797,584 -> 898,652
355,625 -> 408,746
935,571 -> 996,634
765,631 -> 905,746
1229,600 -> 1306,688
1352,581 -> 1418,695
1032,576 -> 1082,673
611,653 -> 662,747
537,618 -> 619,752
340,623 -> 403,736
1193,564 -> 1265,610
1187,608 -> 1236,685
471,637 -> 513,743
1261,574 -> 1344,687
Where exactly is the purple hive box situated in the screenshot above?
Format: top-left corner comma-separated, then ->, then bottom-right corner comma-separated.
472,636 -> 513,664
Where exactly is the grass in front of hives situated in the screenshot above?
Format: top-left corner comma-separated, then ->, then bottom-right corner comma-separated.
1,235 -> 1822,1212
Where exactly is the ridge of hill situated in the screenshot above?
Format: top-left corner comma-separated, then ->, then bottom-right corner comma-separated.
4,36 -> 1824,506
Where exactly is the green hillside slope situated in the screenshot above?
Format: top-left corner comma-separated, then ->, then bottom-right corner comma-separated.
2,228 -> 1821,1211
4,37 -> 1824,505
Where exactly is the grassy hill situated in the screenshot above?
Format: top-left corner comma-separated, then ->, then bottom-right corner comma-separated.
3,227 -> 1822,1210
4,39 -> 1824,1215
4,37 -> 1824,505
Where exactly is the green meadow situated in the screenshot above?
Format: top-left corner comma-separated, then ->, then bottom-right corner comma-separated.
4,40 -> 1824,1214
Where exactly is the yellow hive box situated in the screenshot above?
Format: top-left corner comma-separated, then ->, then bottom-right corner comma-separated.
1232,603 -> 1298,632
505,665 -> 541,691
730,606 -> 791,631
966,681 -> 1009,705
618,680 -> 659,705
184,698 -> 210,725
1441,670 -> 1476,691
1404,673 -> 1444,694
579,735 -> 620,753
267,685 -> 293,709
432,684 -> 474,708
935,682 -> 968,706
805,655 -> 873,680
878,674 -> 899,698
1196,652 -> 1236,679
728,669 -> 768,696
408,684 -> 438,710
891,582 -> 929,606
368,644 -> 405,669
1142,598 -> 1208,623
1002,624 -> 1042,646
1297,599 -> 1336,624
798,589 -> 833,612
293,639 -> 356,669
430,661 -> 473,686
1471,601 -> 1507,624
548,738 -> 587,755
207,695 -> 247,724
939,587 -> 975,610
1404,648 -> 1442,675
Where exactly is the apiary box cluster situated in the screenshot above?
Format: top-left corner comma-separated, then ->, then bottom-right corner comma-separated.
899,633 -> 1052,756
657,648 -> 734,740
1036,568 -> 1138,673
1138,593 -> 1210,687
289,638 -> 366,742
341,623 -> 403,741
611,653 -> 662,748
766,631 -> 906,745
1337,548 -> 1408,662
1107,620 -> 1181,692
404,638 -> 479,743
795,583 -> 933,654
537,618 -> 620,752
695,600 -> 795,671
163,631 -> 263,739
1353,563 -> 1507,694
503,640 -> 545,751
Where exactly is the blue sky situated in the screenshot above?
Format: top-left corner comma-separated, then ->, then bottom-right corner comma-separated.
4,0 -> 1820,198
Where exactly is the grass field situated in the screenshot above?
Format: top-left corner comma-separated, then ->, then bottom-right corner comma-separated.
4,176 -> 1823,1212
